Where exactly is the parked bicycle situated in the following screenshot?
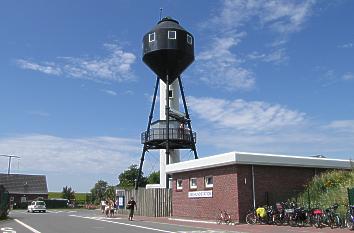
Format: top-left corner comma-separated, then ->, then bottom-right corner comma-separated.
312,204 -> 342,228
346,205 -> 354,230
216,209 -> 233,225
246,206 -> 273,225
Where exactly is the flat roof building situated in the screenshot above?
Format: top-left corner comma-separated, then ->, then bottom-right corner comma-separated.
166,151 -> 351,222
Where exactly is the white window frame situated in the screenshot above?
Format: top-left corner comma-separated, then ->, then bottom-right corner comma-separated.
187,34 -> 193,45
168,31 -> 177,40
189,178 -> 197,189
149,32 -> 155,42
176,179 -> 183,190
205,176 -> 213,188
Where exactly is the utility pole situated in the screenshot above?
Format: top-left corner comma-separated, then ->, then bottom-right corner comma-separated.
0,154 -> 20,174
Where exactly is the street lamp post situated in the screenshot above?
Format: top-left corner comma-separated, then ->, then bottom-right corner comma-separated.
0,154 -> 21,174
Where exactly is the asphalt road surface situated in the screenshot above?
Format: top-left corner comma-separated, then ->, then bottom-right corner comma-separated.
0,209 -> 228,233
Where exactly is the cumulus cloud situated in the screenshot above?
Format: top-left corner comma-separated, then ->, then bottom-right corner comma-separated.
188,96 -> 306,132
16,43 -> 136,83
185,96 -> 353,157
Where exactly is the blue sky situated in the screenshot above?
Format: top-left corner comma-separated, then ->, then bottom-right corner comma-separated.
0,0 -> 353,192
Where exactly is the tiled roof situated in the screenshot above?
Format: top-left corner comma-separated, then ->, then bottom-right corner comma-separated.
0,174 -> 48,194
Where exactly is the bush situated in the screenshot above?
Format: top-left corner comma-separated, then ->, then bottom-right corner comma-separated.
296,170 -> 354,217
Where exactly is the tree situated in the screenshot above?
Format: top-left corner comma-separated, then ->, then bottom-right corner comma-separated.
147,171 -> 160,184
90,180 -> 108,204
118,164 -> 147,189
62,186 -> 75,200
105,186 -> 116,201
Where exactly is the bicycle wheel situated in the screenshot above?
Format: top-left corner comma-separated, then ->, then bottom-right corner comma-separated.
246,212 -> 257,225
347,216 -> 354,230
314,215 -> 321,228
216,216 -> 222,224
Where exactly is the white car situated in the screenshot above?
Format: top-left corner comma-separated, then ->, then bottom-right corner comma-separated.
27,201 -> 46,213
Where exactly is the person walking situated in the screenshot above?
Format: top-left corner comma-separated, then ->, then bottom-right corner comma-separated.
127,197 -> 137,221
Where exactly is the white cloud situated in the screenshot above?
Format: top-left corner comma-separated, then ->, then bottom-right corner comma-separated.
197,0 -> 316,91
28,110 -> 50,117
208,0 -> 315,34
101,89 -> 117,96
326,120 -> 354,133
197,35 -> 255,91
338,43 -> 354,49
247,49 -> 288,64
0,134 -> 140,175
342,72 -> 354,81
188,96 -> 306,132
16,43 -> 136,83
16,59 -> 62,76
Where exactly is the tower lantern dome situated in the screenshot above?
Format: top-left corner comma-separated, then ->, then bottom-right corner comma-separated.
142,16 -> 194,84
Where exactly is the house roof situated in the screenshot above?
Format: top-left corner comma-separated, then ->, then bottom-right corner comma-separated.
0,174 -> 48,194
166,151 -> 352,174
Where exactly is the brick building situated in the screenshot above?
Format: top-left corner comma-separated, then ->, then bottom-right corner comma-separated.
0,174 -> 48,207
165,151 -> 351,222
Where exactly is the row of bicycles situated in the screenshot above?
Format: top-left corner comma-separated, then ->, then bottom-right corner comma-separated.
246,202 -> 354,229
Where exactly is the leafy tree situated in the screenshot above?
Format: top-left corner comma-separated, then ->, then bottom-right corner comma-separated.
62,186 -> 75,200
147,171 -> 160,184
90,180 -> 108,204
118,164 -> 147,189
105,186 -> 116,201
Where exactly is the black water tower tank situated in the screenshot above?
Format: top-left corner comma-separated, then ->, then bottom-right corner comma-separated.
142,17 -> 195,84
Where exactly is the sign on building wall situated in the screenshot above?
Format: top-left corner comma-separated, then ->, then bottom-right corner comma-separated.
188,190 -> 213,198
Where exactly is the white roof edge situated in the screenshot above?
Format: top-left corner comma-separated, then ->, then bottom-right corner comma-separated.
166,151 -> 352,174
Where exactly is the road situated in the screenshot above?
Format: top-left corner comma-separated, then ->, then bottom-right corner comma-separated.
0,209 -> 228,233
1,209 -> 352,233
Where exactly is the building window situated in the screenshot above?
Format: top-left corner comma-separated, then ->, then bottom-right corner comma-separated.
168,31 -> 177,39
176,179 -> 183,190
149,32 -> 155,42
205,176 -> 213,188
189,178 -> 197,189
187,34 -> 193,45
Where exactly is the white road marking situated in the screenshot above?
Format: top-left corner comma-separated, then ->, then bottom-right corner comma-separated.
14,219 -> 41,233
70,214 -> 175,233
1,227 -> 16,233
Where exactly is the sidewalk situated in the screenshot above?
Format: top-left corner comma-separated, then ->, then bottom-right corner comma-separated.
114,213 -> 353,233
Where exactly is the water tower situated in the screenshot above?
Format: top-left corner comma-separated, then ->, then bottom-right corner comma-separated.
135,17 -> 198,189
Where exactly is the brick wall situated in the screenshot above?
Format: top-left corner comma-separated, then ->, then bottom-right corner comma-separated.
172,164 -> 325,222
236,165 -> 324,222
172,165 -> 238,220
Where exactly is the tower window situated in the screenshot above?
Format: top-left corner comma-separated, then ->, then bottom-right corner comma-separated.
149,32 -> 155,42
187,34 -> 193,45
168,31 -> 177,39
169,90 -> 173,98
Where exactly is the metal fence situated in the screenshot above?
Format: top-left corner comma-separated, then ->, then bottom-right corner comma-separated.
116,188 -> 172,217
